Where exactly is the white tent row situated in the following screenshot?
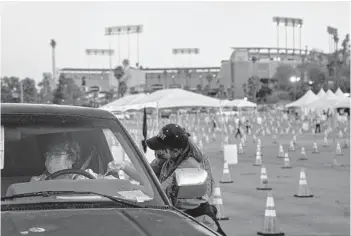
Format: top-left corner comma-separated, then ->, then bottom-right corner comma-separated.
316,88 -> 326,98
335,88 -> 346,98
334,97 -> 351,108
102,89 -> 222,112
285,90 -> 319,108
100,93 -> 147,112
286,88 -> 348,109
222,99 -> 257,108
101,89 -> 258,112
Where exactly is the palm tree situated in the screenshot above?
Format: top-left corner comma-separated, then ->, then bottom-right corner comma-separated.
206,74 -> 213,86
50,39 -> 56,49
247,76 -> 262,103
50,39 -> 56,82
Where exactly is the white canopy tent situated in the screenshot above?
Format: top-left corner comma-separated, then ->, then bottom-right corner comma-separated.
325,89 -> 335,98
334,88 -> 346,98
305,96 -> 341,110
100,93 -> 147,112
317,89 -> 326,98
333,97 -> 351,109
285,90 -> 319,108
222,99 -> 257,108
121,88 -> 221,111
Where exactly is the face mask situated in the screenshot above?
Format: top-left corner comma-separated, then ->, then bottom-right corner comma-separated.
155,150 -> 171,160
168,148 -> 182,159
45,155 -> 73,174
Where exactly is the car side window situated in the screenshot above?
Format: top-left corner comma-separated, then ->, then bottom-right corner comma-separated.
103,128 -> 129,163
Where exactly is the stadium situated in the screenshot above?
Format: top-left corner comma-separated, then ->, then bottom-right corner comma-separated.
57,46 -> 330,102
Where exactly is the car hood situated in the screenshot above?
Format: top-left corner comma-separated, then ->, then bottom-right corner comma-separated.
2,207 -> 217,236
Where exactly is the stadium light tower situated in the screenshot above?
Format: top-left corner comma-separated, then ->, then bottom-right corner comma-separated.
172,48 -> 200,67
85,49 -> 115,78
273,17 -> 303,55
327,26 -> 338,53
105,25 -> 143,66
172,48 -> 200,88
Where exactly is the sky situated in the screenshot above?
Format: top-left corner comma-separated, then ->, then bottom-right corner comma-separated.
1,1 -> 350,82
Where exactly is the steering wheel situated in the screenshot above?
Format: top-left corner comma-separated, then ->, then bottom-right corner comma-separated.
45,169 -> 97,180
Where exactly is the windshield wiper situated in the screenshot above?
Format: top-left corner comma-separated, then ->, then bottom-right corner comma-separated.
1,191 -> 144,208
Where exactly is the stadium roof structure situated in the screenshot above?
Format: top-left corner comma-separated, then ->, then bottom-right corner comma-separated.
230,47 -> 329,62
59,66 -> 221,73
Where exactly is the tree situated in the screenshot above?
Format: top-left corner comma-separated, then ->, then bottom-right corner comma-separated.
341,34 -> 350,61
272,64 -> 295,90
1,77 -> 37,103
216,84 -> 226,99
247,76 -> 263,102
206,74 -> 213,86
52,74 -> 66,104
50,39 -> 56,49
1,77 -> 21,103
242,83 -> 247,97
21,78 -> 37,103
195,84 -> 202,94
38,73 -> 53,104
266,92 -> 279,104
202,84 -> 210,96
52,74 -> 83,105
256,85 -> 272,103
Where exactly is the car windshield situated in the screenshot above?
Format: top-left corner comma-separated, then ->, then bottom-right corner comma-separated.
1,113 -> 164,206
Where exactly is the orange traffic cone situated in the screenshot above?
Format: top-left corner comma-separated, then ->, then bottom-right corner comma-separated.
257,191 -> 285,236
212,185 -> 229,220
205,135 -> 210,144
288,140 -> 295,152
338,130 -> 343,139
336,142 -> 343,156
257,166 -> 272,190
242,135 -> 247,145
292,135 -> 297,145
299,147 -> 308,160
253,134 -> 257,143
238,143 -> 244,155
258,138 -> 263,148
323,137 -> 329,147
333,155 -> 341,167
294,168 -> 314,198
254,149 -> 262,166
277,145 -> 284,158
220,160 -> 233,183
281,153 -> 292,169
312,142 -> 319,154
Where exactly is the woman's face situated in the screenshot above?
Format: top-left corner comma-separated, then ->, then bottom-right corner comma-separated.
155,148 -> 182,160
44,152 -> 75,174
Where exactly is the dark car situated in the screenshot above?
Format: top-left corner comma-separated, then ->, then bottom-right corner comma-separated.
1,103 -> 218,236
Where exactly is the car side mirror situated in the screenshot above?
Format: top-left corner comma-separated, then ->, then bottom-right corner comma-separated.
174,168 -> 208,199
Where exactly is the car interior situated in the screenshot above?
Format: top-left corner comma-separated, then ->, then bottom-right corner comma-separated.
1,127 -> 114,196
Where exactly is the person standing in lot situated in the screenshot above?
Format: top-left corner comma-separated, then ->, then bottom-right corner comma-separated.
146,124 -> 227,236
234,115 -> 242,138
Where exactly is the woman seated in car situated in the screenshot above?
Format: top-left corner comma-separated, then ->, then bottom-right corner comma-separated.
31,137 -> 138,182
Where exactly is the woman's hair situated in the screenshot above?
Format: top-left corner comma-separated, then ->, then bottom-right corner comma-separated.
47,138 -> 81,163
188,139 -> 215,198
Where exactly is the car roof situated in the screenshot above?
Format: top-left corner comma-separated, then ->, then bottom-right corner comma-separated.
1,103 -> 116,120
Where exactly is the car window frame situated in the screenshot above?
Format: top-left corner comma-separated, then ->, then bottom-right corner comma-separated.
1,113 -> 171,206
